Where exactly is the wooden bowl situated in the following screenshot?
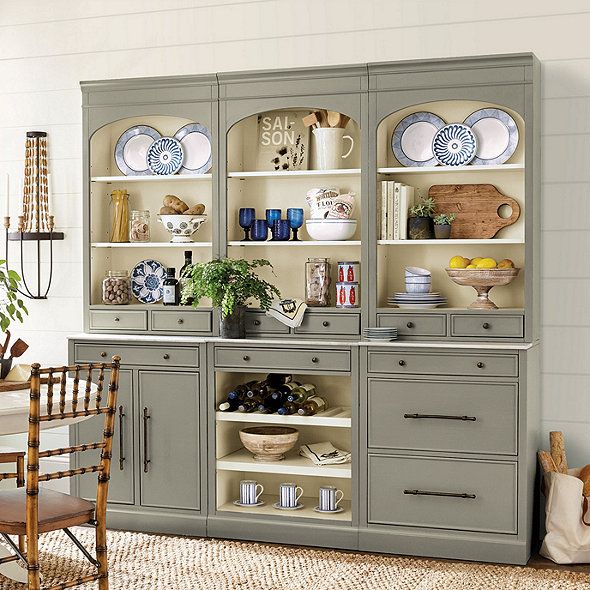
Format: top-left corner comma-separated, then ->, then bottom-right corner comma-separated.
445,268 -> 520,309
239,426 -> 299,462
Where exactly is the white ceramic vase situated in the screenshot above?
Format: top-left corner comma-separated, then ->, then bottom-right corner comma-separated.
312,128 -> 354,170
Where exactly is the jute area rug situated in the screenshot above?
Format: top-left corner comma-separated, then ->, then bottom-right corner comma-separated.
2,528 -> 589,590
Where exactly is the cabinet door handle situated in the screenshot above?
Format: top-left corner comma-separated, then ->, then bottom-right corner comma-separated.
404,413 -> 477,422
118,405 -> 126,471
322,321 -> 330,327
114,317 -> 120,322
253,320 -> 261,326
477,361 -> 485,369
163,353 -> 170,360
404,489 -> 476,500
243,355 -> 250,361
311,357 -> 319,363
100,351 -> 107,358
177,318 -> 184,324
398,360 -> 406,366
482,322 -> 490,329
143,407 -> 151,473
406,322 -> 414,328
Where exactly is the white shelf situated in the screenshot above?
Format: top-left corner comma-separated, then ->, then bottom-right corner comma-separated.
218,495 -> 352,521
216,407 -> 351,428
228,169 -> 361,178
377,164 -> 524,174
91,173 -> 212,183
217,448 -> 352,479
91,242 -> 212,248
378,238 -> 524,245
228,240 -> 361,247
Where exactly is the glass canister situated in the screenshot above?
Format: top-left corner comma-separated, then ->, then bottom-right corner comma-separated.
129,210 -> 150,242
110,189 -> 130,243
305,257 -> 331,306
102,270 -> 131,305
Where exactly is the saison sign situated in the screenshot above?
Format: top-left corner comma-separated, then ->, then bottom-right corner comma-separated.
256,111 -> 309,171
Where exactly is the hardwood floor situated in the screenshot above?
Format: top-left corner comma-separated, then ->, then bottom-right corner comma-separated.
527,553 -> 590,574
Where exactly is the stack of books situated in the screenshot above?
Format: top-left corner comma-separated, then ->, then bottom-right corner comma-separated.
379,181 -> 415,240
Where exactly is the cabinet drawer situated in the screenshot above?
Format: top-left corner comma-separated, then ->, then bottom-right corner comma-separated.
151,310 -> 211,333
215,347 -> 350,372
294,313 -> 360,336
376,313 -> 446,337
89,310 -> 147,331
451,314 -> 524,338
368,378 -> 517,455
368,455 -> 517,534
367,350 -> 518,377
245,311 -> 290,335
74,344 -> 199,368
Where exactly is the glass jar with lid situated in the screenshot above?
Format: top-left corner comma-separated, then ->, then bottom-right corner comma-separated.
129,210 -> 150,242
102,270 -> 131,305
305,257 -> 331,306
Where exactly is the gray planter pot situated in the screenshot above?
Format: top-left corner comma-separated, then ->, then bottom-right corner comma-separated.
408,216 -> 434,240
219,306 -> 246,339
434,224 -> 452,239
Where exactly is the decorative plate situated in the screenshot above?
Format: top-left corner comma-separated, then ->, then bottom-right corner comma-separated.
432,123 -> 477,166
146,137 -> 184,175
463,108 -> 519,165
131,259 -> 166,303
391,112 -> 446,167
174,123 -> 212,174
114,125 -> 161,176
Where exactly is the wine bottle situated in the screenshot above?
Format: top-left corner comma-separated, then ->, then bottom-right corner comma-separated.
179,250 -> 193,305
297,395 -> 328,416
227,381 -> 256,402
275,381 -> 301,396
238,398 -> 260,413
286,383 -> 317,404
258,395 -> 283,414
277,401 -> 300,416
266,373 -> 293,387
218,398 -> 240,412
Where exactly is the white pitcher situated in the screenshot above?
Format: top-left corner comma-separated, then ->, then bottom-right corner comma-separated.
312,128 -> 354,170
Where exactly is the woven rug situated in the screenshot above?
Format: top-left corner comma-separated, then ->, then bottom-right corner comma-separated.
1,528 -> 590,589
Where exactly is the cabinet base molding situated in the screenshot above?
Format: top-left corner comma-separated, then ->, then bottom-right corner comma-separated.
106,506 -> 207,537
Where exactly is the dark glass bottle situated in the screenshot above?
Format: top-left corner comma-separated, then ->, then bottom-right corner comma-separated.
258,395 -> 283,414
266,373 -> 293,387
286,383 -> 316,403
179,250 -> 193,305
277,401 -> 300,416
297,395 -> 328,416
227,381 -> 256,402
218,398 -> 240,412
238,398 -> 261,413
163,267 -> 180,306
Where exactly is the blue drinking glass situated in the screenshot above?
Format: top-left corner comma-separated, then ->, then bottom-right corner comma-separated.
239,207 -> 255,241
266,208 -> 281,227
273,219 -> 291,241
287,208 -> 304,241
251,219 -> 268,241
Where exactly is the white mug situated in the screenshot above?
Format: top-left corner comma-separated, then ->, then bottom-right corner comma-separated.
239,480 -> 263,505
279,482 -> 303,508
312,128 -> 354,170
319,486 -> 344,511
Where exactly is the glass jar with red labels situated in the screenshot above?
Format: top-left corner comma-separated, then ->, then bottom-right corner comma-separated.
337,261 -> 360,283
336,282 -> 359,308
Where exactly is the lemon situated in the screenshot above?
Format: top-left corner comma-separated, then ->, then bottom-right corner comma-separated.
476,257 -> 497,269
497,258 -> 515,269
449,255 -> 469,269
470,257 -> 483,266
466,264 -> 477,269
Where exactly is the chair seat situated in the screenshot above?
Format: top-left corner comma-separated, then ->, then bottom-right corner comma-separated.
0,488 -> 95,535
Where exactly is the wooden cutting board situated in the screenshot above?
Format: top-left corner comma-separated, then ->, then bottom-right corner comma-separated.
0,377 -> 60,393
429,184 -> 520,239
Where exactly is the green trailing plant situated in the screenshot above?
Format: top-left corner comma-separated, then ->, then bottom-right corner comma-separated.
181,258 -> 280,318
409,196 -> 436,218
433,212 -> 457,225
0,260 -> 27,332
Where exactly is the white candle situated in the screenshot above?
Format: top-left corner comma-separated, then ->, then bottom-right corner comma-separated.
4,173 -> 9,217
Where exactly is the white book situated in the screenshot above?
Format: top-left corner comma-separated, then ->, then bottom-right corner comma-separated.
386,181 -> 395,240
399,184 -> 414,240
380,181 -> 388,239
393,183 -> 402,240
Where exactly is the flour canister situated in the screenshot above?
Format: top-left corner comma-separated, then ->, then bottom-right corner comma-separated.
336,282 -> 359,308
337,261 -> 360,283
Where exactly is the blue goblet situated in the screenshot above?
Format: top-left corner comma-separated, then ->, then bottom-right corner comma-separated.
266,209 -> 281,239
251,219 -> 268,241
273,219 -> 291,241
287,208 -> 304,241
239,207 -> 255,241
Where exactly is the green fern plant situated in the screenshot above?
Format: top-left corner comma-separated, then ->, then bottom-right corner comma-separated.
0,260 -> 27,332
181,258 -> 280,318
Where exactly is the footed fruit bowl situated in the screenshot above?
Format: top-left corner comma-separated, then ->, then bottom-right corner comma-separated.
239,426 -> 299,462
445,268 -> 520,309
158,214 -> 207,243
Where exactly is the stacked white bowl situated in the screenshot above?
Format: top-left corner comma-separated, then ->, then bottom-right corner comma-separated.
405,266 -> 432,293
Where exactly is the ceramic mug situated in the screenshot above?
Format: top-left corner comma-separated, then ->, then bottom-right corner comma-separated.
312,128 -> 354,170
239,480 -> 264,505
279,482 -> 303,508
318,486 -> 344,512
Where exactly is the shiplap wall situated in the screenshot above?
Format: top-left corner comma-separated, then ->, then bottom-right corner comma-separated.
0,0 -> 589,462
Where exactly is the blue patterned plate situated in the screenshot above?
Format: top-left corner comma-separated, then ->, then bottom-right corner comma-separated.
131,259 -> 166,303
463,108 -> 519,165
147,137 -> 184,175
174,123 -> 212,174
391,112 -> 446,167
114,125 -> 161,176
432,124 -> 477,166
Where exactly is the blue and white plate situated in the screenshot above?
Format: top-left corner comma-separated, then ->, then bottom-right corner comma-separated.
174,123 -> 212,174
114,125 -> 161,176
463,108 -> 519,165
391,112 -> 446,167
147,137 -> 184,175
432,124 -> 477,166
131,259 -> 166,303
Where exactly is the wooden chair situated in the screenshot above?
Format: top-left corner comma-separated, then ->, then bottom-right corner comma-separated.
0,356 -> 121,590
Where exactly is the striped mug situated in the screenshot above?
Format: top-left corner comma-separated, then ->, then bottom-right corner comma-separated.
279,482 -> 303,508
239,480 -> 264,505
319,486 -> 344,512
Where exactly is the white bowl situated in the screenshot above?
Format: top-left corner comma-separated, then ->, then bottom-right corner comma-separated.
158,214 -> 207,243
305,219 -> 357,241
405,275 -> 432,283
405,283 -> 431,294
405,266 -> 431,277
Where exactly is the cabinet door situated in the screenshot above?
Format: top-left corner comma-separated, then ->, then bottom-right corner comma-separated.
138,371 -> 200,511
74,369 -> 134,505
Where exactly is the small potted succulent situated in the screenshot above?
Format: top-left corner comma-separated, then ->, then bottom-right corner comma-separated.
181,258 -> 280,339
408,196 -> 435,240
433,212 -> 457,239
0,260 -> 27,378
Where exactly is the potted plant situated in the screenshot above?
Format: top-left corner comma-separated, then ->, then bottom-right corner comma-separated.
0,260 -> 27,378
181,258 -> 280,339
408,196 -> 435,240
433,212 -> 457,239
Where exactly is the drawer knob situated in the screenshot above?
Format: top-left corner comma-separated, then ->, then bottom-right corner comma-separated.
253,320 -> 261,326
163,354 -> 170,360
322,321 -> 330,327
177,318 -> 184,324
100,351 -> 107,358
114,317 -> 120,322
477,361 -> 485,369
243,355 -> 250,361
399,360 -> 406,367
406,322 -> 414,329
482,322 -> 490,329
311,357 -> 319,364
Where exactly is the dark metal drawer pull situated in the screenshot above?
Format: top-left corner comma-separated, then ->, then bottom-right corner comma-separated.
143,407 -> 151,474
114,317 -> 120,322
404,489 -> 476,499
118,405 -> 126,471
163,353 -> 170,360
404,413 -> 477,421
398,360 -> 406,366
253,320 -> 261,326
177,318 -> 184,324
477,361 -> 485,369
243,355 -> 250,361
406,322 -> 414,328
322,321 -> 330,327
482,322 -> 490,329
311,357 -> 319,363
100,351 -> 107,358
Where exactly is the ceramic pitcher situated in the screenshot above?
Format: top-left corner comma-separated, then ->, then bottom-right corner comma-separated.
312,128 -> 354,170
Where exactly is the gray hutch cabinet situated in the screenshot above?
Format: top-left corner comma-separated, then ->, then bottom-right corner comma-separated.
70,53 -> 540,564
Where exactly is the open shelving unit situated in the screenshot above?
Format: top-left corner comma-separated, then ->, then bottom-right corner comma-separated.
91,173 -> 213,183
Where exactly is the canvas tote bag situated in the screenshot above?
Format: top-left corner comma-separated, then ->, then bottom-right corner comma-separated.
540,468 -> 590,563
